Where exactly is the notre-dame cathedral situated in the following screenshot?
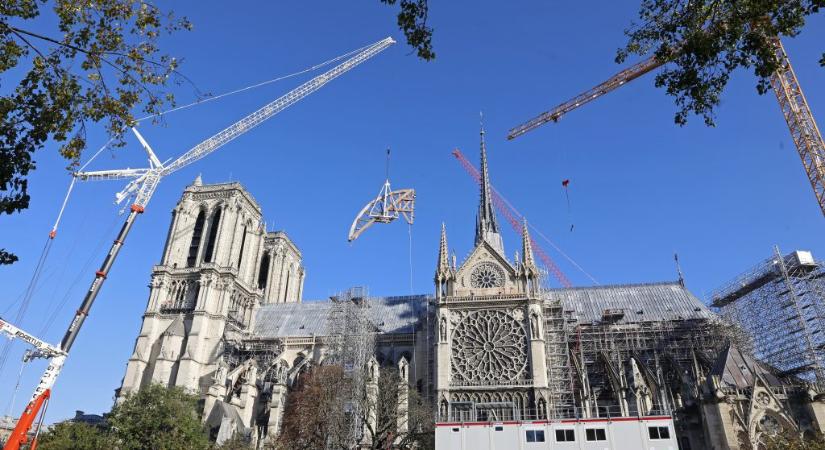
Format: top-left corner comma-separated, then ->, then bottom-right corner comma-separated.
118,127 -> 825,449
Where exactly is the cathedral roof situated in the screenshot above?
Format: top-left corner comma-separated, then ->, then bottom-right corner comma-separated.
550,281 -> 714,324
710,344 -> 788,388
253,295 -> 430,338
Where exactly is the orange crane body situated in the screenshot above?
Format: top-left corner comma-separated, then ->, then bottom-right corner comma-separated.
507,38 -> 825,216
452,148 -> 573,288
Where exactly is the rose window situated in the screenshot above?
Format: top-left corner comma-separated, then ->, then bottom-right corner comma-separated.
451,310 -> 528,384
470,262 -> 505,288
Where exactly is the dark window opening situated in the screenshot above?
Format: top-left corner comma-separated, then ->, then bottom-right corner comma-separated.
237,225 -> 247,269
258,253 -> 270,290
555,429 -> 575,442
283,271 -> 290,302
526,430 -> 545,442
494,426 -> 503,432
187,211 -> 206,267
203,208 -> 222,262
586,428 -> 607,441
649,426 -> 670,440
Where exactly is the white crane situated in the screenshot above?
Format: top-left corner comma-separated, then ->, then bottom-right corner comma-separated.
3,36 -> 395,450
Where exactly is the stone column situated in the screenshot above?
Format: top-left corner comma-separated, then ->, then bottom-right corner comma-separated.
397,358 -> 410,439
528,304 -> 547,388
363,357 -> 380,446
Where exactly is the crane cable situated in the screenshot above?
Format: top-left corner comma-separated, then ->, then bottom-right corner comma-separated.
134,40 -> 377,123
2,41 -> 372,371
5,353 -> 28,416
493,186 -> 599,285
0,139 -> 112,376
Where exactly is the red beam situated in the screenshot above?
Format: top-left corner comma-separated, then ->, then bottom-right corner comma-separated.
452,149 -> 572,288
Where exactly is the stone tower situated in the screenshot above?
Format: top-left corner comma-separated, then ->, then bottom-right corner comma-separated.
119,179 -> 304,397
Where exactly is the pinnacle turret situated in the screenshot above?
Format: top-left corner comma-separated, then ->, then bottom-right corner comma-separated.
521,219 -> 538,273
436,223 -> 450,278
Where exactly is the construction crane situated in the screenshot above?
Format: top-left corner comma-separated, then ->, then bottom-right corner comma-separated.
0,319 -> 64,447
452,148 -> 572,288
507,37 -> 825,216
2,36 -> 395,450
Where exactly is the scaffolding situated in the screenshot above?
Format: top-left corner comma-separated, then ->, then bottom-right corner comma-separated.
326,286 -> 376,446
711,248 -> 825,384
542,300 -> 575,418
568,312 -> 723,419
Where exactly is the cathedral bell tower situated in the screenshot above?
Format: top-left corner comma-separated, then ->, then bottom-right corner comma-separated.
120,179 -> 304,400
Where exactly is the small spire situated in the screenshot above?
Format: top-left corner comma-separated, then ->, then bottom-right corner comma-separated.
675,253 -> 685,287
436,223 -> 450,277
521,219 -> 537,271
193,174 -> 203,186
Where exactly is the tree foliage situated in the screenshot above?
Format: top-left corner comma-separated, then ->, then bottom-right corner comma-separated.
764,431 -> 825,449
36,420 -> 112,450
0,0 -> 191,264
276,364 -> 434,450
380,0 -> 434,60
108,384 -> 211,450
276,365 -> 351,450
618,0 -> 824,126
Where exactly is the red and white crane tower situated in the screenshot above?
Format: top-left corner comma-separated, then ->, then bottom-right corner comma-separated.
2,36 -> 395,450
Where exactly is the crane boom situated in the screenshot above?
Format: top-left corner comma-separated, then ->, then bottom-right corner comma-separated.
451,148 -> 573,288
144,37 -> 396,204
4,37 -> 396,450
507,55 -> 663,140
0,319 -> 64,360
507,37 -> 825,216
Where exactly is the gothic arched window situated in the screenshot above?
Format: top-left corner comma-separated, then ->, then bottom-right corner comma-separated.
203,208 -> 222,263
258,252 -> 270,290
283,270 -> 290,302
236,225 -> 248,269
186,210 -> 206,267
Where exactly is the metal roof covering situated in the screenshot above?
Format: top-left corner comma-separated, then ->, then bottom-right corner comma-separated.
253,295 -> 431,338
253,282 -> 713,338
549,281 -> 714,324
711,345 -> 786,388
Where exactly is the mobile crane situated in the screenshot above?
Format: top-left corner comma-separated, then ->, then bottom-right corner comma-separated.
2,36 -> 395,450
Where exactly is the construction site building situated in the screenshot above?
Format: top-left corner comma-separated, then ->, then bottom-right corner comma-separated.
118,132 -> 825,449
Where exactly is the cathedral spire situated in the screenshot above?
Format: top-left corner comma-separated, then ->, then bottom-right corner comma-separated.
475,112 -> 504,254
436,223 -> 450,278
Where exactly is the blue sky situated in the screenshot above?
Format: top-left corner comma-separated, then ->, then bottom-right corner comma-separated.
1,2 -> 823,422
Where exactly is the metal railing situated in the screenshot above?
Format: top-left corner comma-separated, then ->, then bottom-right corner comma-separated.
437,405 -> 672,423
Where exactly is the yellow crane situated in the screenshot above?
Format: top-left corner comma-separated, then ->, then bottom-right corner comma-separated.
508,37 -> 825,216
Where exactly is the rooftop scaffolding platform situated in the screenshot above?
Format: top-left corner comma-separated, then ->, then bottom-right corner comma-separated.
710,248 -> 825,384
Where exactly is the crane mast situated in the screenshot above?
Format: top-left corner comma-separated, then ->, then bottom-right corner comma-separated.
451,148 -> 573,288
769,38 -> 825,215
507,37 -> 825,216
3,36 -> 395,450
